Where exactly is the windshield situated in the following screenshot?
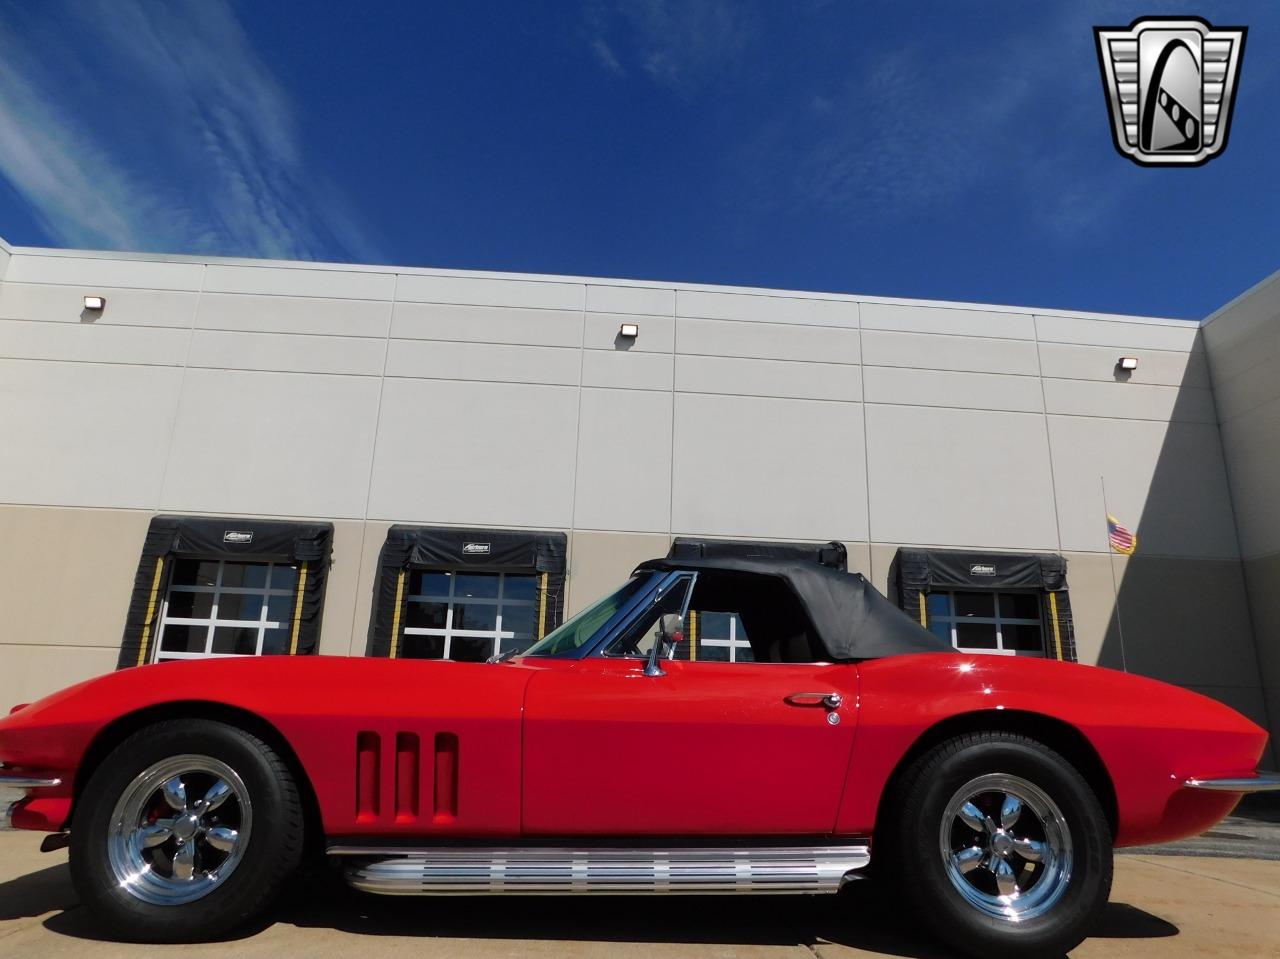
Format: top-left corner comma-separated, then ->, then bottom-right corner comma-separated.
521,573 -> 654,657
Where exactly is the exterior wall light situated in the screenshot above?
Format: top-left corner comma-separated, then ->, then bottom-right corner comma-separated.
1117,356 -> 1139,371
619,323 -> 639,338
83,295 -> 106,311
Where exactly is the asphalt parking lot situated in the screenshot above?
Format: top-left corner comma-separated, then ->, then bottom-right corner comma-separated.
1,811 -> 1278,959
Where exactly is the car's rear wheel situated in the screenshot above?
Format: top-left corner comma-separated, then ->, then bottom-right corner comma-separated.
881,731 -> 1112,959
70,718 -> 304,942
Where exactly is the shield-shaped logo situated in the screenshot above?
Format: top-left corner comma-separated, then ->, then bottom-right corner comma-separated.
1095,17 -> 1246,166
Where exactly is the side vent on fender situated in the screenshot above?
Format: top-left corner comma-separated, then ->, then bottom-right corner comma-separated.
395,732 -> 420,822
433,732 -> 459,823
356,731 -> 381,823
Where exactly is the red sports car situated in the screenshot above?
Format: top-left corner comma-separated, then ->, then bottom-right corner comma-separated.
1,557 -> 1276,957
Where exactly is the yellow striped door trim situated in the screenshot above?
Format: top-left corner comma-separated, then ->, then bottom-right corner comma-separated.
388,569 -> 407,658
537,572 -> 549,638
287,561 -> 310,655
688,610 -> 698,661
1048,592 -> 1064,661
135,556 -> 166,667
917,592 -> 928,627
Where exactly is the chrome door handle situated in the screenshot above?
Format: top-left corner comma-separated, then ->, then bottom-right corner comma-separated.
785,692 -> 843,709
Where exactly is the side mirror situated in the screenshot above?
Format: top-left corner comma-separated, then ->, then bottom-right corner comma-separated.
644,613 -> 684,677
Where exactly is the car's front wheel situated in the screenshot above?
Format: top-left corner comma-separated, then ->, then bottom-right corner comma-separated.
882,731 -> 1113,959
70,718 -> 305,942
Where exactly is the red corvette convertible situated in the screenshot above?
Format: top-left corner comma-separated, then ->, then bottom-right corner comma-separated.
1,557 -> 1276,957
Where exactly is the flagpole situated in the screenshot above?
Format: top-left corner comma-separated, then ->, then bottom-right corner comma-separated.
1100,476 -> 1129,672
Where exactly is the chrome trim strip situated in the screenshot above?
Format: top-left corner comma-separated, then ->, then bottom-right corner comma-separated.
1184,771 -> 1280,792
0,771 -> 61,788
335,844 -> 870,896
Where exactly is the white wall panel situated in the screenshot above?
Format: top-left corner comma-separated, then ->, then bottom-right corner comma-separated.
1037,342 -> 1209,388
368,379 -> 578,528
1047,416 -> 1238,558
391,302 -> 582,348
203,264 -> 394,300
676,317 -> 860,364
586,284 -> 674,316
1214,359 -> 1280,423
574,388 -> 672,532
188,330 -> 386,376
677,291 -> 857,328
0,359 -> 182,508
581,349 -> 672,391
1206,318 -> 1279,384
396,273 -> 584,310
862,329 -> 1040,375
863,366 -> 1043,413
160,369 -> 380,518
671,393 -> 867,541
866,405 -> 1058,550
0,282 -> 197,328
386,340 -> 580,386
1035,314 -> 1201,351
584,313 -> 673,352
1043,379 -> 1217,423
861,303 -> 1034,340
5,254 -> 203,291
198,293 -> 391,338
676,354 -> 861,402
0,318 -> 189,366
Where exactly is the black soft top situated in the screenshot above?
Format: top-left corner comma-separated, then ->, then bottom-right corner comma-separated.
635,557 -> 950,662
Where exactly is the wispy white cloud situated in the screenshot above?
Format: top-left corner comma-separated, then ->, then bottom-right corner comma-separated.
583,0 -> 757,89
748,10 -> 1138,239
0,0 -> 381,261
590,36 -> 625,76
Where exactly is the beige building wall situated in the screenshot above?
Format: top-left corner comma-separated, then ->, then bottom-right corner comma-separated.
0,238 -> 1270,762
1203,270 -> 1280,756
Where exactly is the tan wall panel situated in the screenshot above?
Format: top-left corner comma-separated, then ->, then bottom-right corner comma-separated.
0,505 -> 149,651
566,530 -> 671,617
347,521 -> 393,656
1243,553 -> 1280,693
0,644 -> 119,709
1242,553 -> 1280,757
1103,555 -> 1259,688
868,543 -> 899,601
1056,552 -> 1123,669
315,519 -> 368,658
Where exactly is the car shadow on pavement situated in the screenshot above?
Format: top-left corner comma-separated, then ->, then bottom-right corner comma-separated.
18,865 -> 1177,957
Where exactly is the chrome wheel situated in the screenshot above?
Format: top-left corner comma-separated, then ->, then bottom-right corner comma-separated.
939,773 -> 1072,923
106,754 -> 252,906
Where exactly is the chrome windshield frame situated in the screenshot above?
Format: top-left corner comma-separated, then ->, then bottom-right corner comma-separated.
519,570 -> 668,660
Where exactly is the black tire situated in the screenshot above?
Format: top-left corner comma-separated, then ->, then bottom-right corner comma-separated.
880,731 -> 1112,959
70,718 -> 305,942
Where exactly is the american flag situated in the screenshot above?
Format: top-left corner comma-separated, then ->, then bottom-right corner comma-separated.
1107,515 -> 1137,555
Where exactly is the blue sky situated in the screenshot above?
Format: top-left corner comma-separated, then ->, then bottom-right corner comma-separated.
0,1 -> 1275,320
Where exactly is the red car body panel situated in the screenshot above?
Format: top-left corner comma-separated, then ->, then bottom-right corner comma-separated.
0,650 -> 1266,849
522,658 -> 859,834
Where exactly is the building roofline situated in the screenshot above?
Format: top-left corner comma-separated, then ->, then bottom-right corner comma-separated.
1202,265 -> 1280,327
3,240 -> 1200,329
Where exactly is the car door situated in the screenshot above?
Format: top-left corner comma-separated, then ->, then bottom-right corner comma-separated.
521,575 -> 858,836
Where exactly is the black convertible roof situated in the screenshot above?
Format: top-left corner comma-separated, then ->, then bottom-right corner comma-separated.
635,557 -> 951,662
